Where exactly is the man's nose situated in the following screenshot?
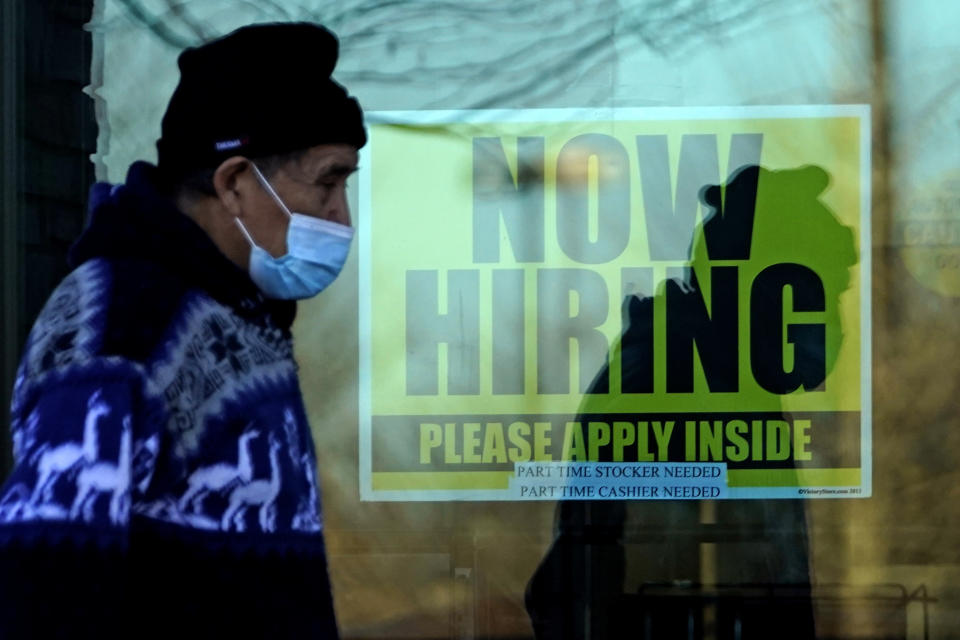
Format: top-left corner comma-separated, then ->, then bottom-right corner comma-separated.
328,190 -> 351,227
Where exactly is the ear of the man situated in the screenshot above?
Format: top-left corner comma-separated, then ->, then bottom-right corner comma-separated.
212,156 -> 254,217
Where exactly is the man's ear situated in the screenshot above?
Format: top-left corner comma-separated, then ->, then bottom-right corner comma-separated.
212,156 -> 253,217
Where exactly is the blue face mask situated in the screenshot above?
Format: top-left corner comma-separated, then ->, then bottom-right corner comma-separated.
235,165 -> 354,300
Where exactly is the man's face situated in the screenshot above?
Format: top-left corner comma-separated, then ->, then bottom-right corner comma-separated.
241,143 -> 359,258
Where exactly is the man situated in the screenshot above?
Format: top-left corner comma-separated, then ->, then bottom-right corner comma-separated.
0,23 -> 363,638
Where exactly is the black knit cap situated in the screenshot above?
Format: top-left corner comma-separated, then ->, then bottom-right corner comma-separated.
156,22 -> 366,180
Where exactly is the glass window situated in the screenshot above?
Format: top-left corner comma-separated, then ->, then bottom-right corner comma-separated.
3,2 -> 958,638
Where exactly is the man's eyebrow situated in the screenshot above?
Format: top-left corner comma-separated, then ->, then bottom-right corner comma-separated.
315,163 -> 359,180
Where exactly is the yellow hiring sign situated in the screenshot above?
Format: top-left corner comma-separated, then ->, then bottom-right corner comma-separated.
358,106 -> 870,501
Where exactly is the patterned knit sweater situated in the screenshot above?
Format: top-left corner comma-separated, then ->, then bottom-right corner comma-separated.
0,162 -> 339,638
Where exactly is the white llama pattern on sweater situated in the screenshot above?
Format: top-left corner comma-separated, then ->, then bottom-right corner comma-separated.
178,428 -> 259,515
291,450 -> 323,533
0,389 -> 135,526
282,408 -> 323,533
30,390 -> 110,506
70,415 -> 132,524
133,406 -> 325,535
221,434 -> 284,532
131,434 -> 160,495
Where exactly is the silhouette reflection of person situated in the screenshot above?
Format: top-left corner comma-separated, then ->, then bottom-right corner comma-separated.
526,165 -> 858,640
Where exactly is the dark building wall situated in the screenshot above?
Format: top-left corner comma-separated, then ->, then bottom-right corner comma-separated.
1,0 -> 96,479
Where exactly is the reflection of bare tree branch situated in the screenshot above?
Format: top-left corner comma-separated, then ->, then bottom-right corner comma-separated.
114,0 -> 196,49
433,29 -> 616,110
167,0 -> 215,41
619,0 -> 792,53
108,0 -> 813,108
236,0 -> 296,21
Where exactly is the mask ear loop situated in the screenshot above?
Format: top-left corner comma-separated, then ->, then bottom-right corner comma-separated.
250,163 -> 294,219
235,163 -> 294,249
234,217 -> 256,247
